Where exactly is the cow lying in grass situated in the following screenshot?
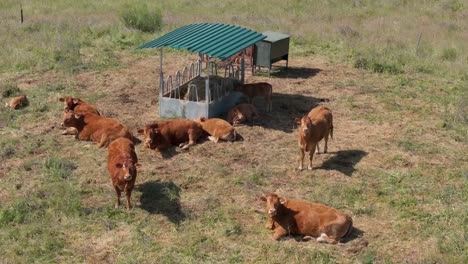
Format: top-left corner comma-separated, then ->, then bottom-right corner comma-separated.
194,117 -> 242,143
59,97 -> 100,135
5,95 -> 28,109
295,105 -> 333,170
234,82 -> 272,112
107,137 -> 139,210
61,110 -> 132,148
260,193 -> 353,243
138,119 -> 203,151
227,103 -> 258,125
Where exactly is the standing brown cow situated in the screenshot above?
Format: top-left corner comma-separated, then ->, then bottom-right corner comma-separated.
61,110 -> 132,148
295,106 -> 333,170
234,82 -> 272,112
107,137 -> 139,210
261,193 -> 353,243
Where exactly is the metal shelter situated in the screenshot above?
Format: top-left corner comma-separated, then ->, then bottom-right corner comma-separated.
138,23 -> 266,119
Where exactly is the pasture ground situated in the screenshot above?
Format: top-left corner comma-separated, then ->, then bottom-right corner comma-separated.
1,52 -> 466,263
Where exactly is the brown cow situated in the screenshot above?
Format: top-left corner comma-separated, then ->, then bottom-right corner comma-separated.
194,117 -> 241,143
260,193 -> 353,243
234,82 -> 272,112
107,137 -> 139,210
137,119 -> 203,151
5,95 -> 28,109
59,97 -> 100,135
59,96 -> 100,115
295,106 -> 333,170
227,103 -> 258,125
61,110 -> 132,148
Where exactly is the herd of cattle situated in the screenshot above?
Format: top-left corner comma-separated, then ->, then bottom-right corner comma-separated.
5,81 -> 353,244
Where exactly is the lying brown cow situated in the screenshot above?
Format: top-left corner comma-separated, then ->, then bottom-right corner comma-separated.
194,117 -> 241,143
62,110 -> 132,148
295,105 -> 333,170
107,137 -> 139,210
59,97 -> 100,135
59,96 -> 100,115
234,82 -> 272,112
5,95 -> 28,109
227,103 -> 258,125
261,193 -> 353,243
138,119 -> 203,151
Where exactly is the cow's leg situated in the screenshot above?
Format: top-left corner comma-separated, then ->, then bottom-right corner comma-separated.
114,186 -> 121,209
62,127 -> 78,135
265,217 -> 275,230
308,143 -> 317,170
181,130 -> 196,150
316,233 -> 339,244
272,227 -> 288,241
298,148 -> 305,170
208,136 -> 219,143
316,142 -> 321,154
97,134 -> 109,148
125,189 -> 132,211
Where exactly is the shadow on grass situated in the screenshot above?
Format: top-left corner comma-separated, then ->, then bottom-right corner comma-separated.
249,93 -> 330,133
255,66 -> 321,79
317,150 -> 368,176
137,180 -> 185,224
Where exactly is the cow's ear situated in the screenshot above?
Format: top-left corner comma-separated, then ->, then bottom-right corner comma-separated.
116,163 -> 123,168
294,117 -> 301,124
72,99 -> 79,104
137,129 -> 144,134
59,97 -> 64,102
279,197 -> 288,205
200,117 -> 206,122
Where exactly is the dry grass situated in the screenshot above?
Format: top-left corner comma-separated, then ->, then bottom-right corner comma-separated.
0,1 -> 467,263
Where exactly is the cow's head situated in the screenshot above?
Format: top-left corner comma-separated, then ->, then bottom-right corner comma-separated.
137,125 -> 161,149
295,116 -> 312,134
260,193 -> 287,217
194,117 -> 206,123
62,110 -> 83,128
115,159 -> 140,181
59,97 -> 81,111
232,110 -> 246,125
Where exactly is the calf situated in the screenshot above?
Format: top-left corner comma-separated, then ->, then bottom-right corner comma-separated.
227,103 -> 258,125
194,117 -> 241,143
62,110 -> 132,148
107,137 -> 139,210
5,95 -> 28,109
234,82 -> 272,112
137,119 -> 203,151
295,106 -> 333,170
260,193 -> 353,243
59,96 -> 100,115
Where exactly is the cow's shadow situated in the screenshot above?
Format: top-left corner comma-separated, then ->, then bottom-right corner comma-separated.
244,93 -> 330,133
137,180 -> 185,224
269,66 -> 321,79
317,150 -> 368,176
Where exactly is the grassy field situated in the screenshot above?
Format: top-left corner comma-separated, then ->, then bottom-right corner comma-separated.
0,1 -> 467,263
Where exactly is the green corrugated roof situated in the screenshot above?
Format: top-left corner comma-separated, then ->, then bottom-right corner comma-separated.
137,23 -> 266,60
